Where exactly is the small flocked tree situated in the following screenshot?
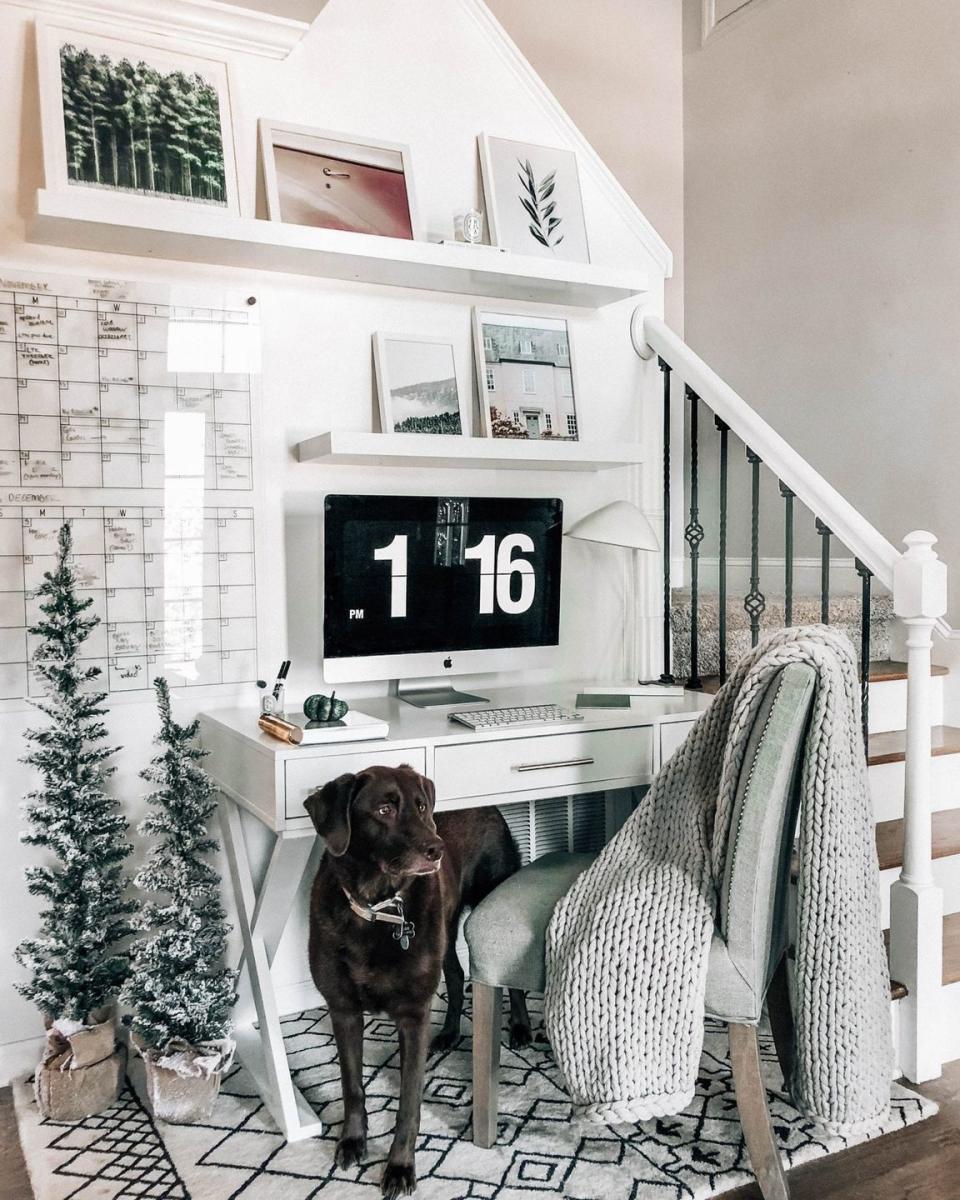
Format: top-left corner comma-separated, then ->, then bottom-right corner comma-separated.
122,678 -> 236,1051
15,523 -> 134,1022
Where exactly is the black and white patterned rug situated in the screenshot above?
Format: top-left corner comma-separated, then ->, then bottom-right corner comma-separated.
13,995 -> 936,1200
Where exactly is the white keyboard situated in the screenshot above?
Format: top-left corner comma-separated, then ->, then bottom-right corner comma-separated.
448,703 -> 585,731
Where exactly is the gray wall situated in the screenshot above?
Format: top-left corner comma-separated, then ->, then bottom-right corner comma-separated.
683,0 -> 960,617
487,0 -> 685,329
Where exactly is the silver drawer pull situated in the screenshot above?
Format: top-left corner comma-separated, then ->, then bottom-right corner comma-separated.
514,756 -> 595,773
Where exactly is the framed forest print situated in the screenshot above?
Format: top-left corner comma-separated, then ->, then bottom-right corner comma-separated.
36,20 -> 241,217
479,134 -> 589,263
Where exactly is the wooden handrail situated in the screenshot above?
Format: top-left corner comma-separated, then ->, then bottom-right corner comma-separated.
638,315 -> 900,589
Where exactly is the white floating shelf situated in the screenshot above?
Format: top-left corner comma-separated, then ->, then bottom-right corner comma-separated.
29,189 -> 648,309
296,431 -> 644,472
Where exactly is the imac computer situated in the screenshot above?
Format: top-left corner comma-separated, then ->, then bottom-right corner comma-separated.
323,494 -> 563,705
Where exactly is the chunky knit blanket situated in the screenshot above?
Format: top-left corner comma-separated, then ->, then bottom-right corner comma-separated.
544,625 -> 893,1133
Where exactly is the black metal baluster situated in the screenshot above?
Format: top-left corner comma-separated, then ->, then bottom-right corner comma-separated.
658,358 -> 675,684
779,482 -> 794,627
685,387 -> 704,688
716,417 -> 729,682
816,519 -> 832,624
855,558 -> 873,749
744,449 -> 766,647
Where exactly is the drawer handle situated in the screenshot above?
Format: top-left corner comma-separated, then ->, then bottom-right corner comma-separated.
514,756 -> 595,773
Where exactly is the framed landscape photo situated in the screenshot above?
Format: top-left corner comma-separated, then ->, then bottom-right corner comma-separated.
260,120 -> 420,240
36,20 -> 240,216
479,135 -> 589,263
373,333 -> 469,435
473,310 -> 580,441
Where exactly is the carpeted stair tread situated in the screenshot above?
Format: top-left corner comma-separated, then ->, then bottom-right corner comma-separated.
671,589 -> 894,678
876,808 -> 960,871
868,725 -> 960,767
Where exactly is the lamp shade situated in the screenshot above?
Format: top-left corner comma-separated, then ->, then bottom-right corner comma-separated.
565,501 -> 659,551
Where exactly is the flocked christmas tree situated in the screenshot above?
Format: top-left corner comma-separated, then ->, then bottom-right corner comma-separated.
15,523 -> 134,1022
122,677 -> 236,1051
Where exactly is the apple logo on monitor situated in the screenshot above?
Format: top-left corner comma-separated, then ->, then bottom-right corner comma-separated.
444,657 -> 453,669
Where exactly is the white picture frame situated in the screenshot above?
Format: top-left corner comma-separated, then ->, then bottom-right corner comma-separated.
259,120 -> 422,241
472,309 -> 580,441
373,333 -> 470,436
36,18 -> 241,218
479,134 -> 589,263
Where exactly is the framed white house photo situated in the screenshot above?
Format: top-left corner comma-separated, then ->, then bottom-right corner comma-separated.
374,333 -> 470,435
36,19 -> 240,216
473,310 -> 580,441
479,134 -> 589,263
260,120 -> 421,240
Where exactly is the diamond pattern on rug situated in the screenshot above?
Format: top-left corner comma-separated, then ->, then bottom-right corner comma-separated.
13,994 -> 937,1200
34,1082 -> 188,1199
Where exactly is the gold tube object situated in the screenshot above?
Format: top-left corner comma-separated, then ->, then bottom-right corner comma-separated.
258,713 -> 303,745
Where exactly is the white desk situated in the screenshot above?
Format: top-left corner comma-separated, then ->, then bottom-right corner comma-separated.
200,682 -> 709,1141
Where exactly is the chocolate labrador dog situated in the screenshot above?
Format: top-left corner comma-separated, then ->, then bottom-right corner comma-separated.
305,764 -> 530,1199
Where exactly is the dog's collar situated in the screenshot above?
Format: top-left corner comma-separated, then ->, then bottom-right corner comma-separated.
342,887 -> 416,950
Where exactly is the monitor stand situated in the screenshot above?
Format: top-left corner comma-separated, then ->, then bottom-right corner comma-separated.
396,683 -> 488,708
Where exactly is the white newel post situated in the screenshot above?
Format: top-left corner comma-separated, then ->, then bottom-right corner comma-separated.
890,530 -> 948,1082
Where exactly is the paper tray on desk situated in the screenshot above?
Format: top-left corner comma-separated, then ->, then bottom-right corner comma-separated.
288,709 -> 389,745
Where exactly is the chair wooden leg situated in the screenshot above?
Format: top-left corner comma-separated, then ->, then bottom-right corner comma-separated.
766,953 -> 795,1094
472,983 -> 502,1148
729,1022 -> 790,1200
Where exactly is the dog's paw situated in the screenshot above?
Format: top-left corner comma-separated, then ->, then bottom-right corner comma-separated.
381,1160 -> 417,1198
429,1028 -> 458,1055
335,1135 -> 367,1169
508,1021 -> 533,1050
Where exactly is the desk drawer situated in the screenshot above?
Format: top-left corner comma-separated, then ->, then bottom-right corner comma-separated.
434,727 -> 652,802
660,719 -> 697,766
285,747 -> 427,821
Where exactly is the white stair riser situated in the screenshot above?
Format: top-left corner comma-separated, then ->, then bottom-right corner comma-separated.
929,981 -> 960,1067
870,755 -> 960,822
868,677 -> 944,735
879,860 -> 960,929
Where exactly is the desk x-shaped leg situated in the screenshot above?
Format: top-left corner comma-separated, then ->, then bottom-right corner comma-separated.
219,797 -> 324,1142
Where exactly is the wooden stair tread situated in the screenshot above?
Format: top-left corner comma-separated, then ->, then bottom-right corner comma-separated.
868,725 -> 960,767
875,809 -> 960,871
884,913 -> 960,990
868,660 -> 949,683
696,660 -> 947,696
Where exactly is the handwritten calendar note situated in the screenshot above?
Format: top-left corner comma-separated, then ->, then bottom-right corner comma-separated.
0,268 -> 266,701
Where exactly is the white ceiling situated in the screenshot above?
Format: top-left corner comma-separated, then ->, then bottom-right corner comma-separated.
220,0 -> 328,24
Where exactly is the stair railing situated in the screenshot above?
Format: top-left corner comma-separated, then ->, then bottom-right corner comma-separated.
634,312 -> 948,1083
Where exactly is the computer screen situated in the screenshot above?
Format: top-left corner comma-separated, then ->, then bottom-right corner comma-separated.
323,495 -> 562,680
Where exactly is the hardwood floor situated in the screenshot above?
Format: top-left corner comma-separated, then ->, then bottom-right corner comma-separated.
0,1087 -> 32,1200
2,1064 -> 958,1200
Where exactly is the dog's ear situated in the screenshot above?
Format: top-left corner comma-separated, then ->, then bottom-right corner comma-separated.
304,773 -> 361,855
421,773 -> 436,811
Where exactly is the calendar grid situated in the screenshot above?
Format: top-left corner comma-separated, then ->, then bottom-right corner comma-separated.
0,288 -> 255,491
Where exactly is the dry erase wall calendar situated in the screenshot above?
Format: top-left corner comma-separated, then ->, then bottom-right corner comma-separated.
0,267 -> 282,707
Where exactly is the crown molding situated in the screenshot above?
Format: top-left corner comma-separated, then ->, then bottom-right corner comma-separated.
21,0 -> 315,59
460,0 -> 673,279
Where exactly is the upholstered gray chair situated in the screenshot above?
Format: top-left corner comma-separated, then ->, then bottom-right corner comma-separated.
464,662 -> 817,1200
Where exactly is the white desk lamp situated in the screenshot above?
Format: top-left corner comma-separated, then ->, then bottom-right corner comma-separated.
566,501 -> 679,695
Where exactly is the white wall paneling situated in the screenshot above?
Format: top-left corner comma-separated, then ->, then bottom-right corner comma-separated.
0,0 -> 670,1073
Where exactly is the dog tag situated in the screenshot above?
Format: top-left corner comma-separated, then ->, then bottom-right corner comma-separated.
394,920 -> 415,951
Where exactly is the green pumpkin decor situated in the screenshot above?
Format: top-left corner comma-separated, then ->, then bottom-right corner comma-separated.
303,692 -> 349,724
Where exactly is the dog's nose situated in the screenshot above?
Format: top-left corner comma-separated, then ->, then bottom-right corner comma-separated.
423,841 -> 443,862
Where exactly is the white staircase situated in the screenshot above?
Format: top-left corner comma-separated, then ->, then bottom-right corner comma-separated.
636,314 -> 955,1083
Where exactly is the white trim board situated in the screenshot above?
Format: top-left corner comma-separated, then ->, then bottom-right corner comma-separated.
20,0 -> 314,59
461,0 -> 673,278
0,1035 -> 44,1088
